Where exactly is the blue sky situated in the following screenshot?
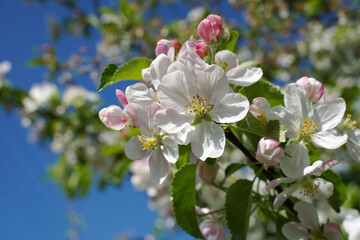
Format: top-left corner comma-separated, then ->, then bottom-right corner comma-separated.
0,0 -> 166,239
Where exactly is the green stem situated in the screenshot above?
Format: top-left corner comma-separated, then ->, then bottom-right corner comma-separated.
198,208 -> 226,217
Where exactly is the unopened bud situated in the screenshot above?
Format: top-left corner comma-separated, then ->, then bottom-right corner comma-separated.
197,14 -> 223,45
170,39 -> 182,54
116,89 -> 128,107
155,39 -> 175,60
249,97 -> 271,125
195,41 -> 209,58
99,105 -> 127,130
296,76 -> 324,102
199,161 -> 219,183
256,138 -> 284,166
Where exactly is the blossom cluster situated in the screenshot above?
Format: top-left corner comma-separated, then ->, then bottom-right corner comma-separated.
98,14 -> 359,240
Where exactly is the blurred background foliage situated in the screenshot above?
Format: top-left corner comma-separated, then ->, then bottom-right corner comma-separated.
1,0 -> 360,238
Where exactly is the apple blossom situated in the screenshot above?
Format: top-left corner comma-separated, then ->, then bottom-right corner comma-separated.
0,60 -> 11,79
198,161 -> 219,183
249,97 -> 272,124
155,39 -> 175,61
267,144 -> 340,208
142,53 -> 172,89
342,210 -> 360,240
199,220 -> 225,240
170,39 -> 182,54
282,201 -> 343,240
125,102 -> 179,184
255,138 -> 284,166
336,114 -> 360,162
197,14 -> 223,45
296,76 -> 324,103
270,83 -> 347,149
196,41 -> 209,58
99,105 -> 128,131
154,62 -> 249,160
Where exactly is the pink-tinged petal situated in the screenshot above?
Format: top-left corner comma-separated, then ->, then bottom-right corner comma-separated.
196,65 -> 229,104
161,136 -> 179,164
296,77 -> 324,103
148,147 -> 169,184
311,130 -> 347,149
154,108 -> 194,134
321,158 -> 342,172
170,39 -> 182,53
266,177 -> 295,192
116,89 -> 128,107
199,220 -> 225,240
191,121 -> 225,160
274,185 -> 300,208
198,161 -> 219,183
284,83 -> 313,121
125,136 -> 151,161
157,70 -> 197,112
282,222 -> 309,240
250,97 -> 272,123
155,39 -> 175,61
124,103 -> 151,136
313,98 -> 346,131
269,105 -> 300,140
178,39 -> 208,72
99,105 -> 127,130
149,54 -> 173,89
346,141 -> 360,162
294,201 -> 319,230
125,83 -> 155,107
323,222 -> 343,240
313,178 -> 333,200
256,138 -> 284,166
148,102 -> 162,121
209,93 -> 249,123
227,66 -> 263,87
280,143 -> 310,179
195,41 -> 209,58
215,50 -> 238,71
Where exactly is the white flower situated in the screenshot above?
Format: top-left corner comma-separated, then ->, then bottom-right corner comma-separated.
282,201 -> 343,240
142,53 -> 172,90
125,102 -> 179,184
154,62 -> 249,160
336,114 -> 360,162
266,143 -> 340,208
63,85 -> 99,106
342,210 -> 360,240
23,82 -> 58,113
0,60 -> 11,78
270,83 -> 347,149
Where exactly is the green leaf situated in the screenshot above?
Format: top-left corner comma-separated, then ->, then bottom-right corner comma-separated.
237,79 -> 284,107
121,0 -> 132,19
265,120 -> 287,143
321,170 -> 347,213
226,179 -> 253,240
172,164 -> 204,239
225,163 -> 247,179
176,145 -> 191,169
97,57 -> 152,91
217,29 -> 239,52
97,63 -> 118,91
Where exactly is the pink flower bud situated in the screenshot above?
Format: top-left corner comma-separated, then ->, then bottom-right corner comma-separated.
199,161 -> 219,183
99,105 -> 127,130
197,14 -> 223,45
195,41 -> 209,58
249,97 -> 271,125
116,89 -> 128,107
256,138 -> 284,166
155,39 -> 175,60
296,76 -> 324,102
200,220 -> 225,240
170,39 -> 182,54
323,222 -> 343,240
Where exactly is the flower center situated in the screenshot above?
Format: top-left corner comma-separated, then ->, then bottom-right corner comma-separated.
310,229 -> 326,240
300,178 -> 319,197
217,60 -> 228,72
256,113 -> 267,125
343,114 -> 357,130
185,95 -> 213,118
301,119 -> 318,136
140,135 -> 158,151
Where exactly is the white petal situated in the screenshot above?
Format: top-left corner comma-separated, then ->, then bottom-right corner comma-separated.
313,98 -> 346,131
303,160 -> 323,176
348,128 -> 360,146
227,66 -> 263,87
215,50 -> 238,70
191,121 -> 225,160
178,39 -> 208,72
125,136 -> 151,161
154,108 -> 194,134
274,185 -> 300,208
313,178 -> 333,200
99,105 -> 127,130
347,141 -> 360,162
282,222 -> 309,240
161,136 -> 179,164
149,54 -> 172,89
266,177 -> 295,192
142,67 -> 151,84
172,125 -> 195,145
124,103 -> 151,136
149,148 -> 169,184
209,93 -> 249,123
294,201 -> 319,230
311,130 -> 347,149
280,143 -> 310,178
323,222 -> 343,240
269,105 -> 300,140
125,83 -> 154,107
284,83 -> 313,121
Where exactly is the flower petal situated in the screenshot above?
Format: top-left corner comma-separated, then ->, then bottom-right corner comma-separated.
149,54 -> 172,89
99,105 -> 127,130
282,222 -> 309,240
311,130 -> 347,149
274,185 -> 300,209
269,105 -> 300,140
124,103 -> 152,136
284,83 -> 313,120
125,83 -> 155,107
215,50 -> 238,70
191,121 -> 225,160
209,93 -> 249,123
348,128 -> 360,146
294,201 -> 319,230
280,143 -> 310,178
313,98 -> 346,131
347,141 -> 360,162
125,136 -> 151,161
227,66 -> 263,87
323,222 -> 343,240
154,108 -> 194,134
266,177 -> 295,192
161,136 -> 179,164
313,178 -> 333,200
149,147 -> 169,184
